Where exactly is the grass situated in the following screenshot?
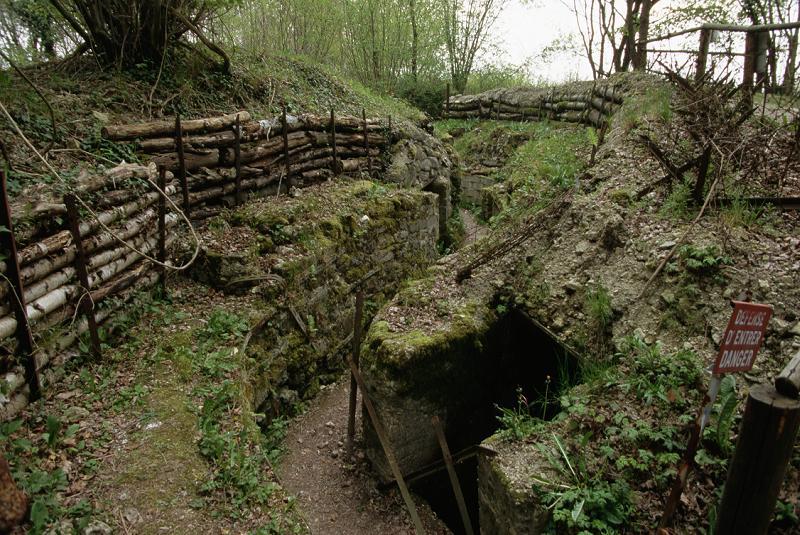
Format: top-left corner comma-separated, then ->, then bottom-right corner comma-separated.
615,84 -> 673,131
0,50 -> 422,197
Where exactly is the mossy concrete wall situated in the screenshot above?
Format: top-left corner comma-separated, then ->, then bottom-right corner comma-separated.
188,181 -> 441,417
360,271 -> 499,480
479,450 -> 548,534
461,174 -> 495,205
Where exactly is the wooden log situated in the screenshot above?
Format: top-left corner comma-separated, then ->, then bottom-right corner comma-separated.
0,231 -> 168,341
0,218 -> 175,316
0,206 -> 168,301
102,111 -> 252,141
5,188 -> 173,275
140,121 -> 263,152
0,267 -> 162,421
151,149 -> 221,173
75,163 -> 163,194
716,383 -> 800,534
775,349 -> 800,399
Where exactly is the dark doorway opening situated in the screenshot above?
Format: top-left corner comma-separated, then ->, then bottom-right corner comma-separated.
409,309 -> 579,534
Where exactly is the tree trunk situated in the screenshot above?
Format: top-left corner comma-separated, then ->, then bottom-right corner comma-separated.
635,0 -> 654,70
410,0 -> 418,81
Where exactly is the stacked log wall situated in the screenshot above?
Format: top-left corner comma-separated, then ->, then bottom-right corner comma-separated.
444,85 -> 624,128
0,110 -> 394,419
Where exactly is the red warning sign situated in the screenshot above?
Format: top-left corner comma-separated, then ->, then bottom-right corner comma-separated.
713,301 -> 773,374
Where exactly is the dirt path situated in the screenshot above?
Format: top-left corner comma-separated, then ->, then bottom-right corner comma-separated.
460,208 -> 487,244
278,376 -> 450,535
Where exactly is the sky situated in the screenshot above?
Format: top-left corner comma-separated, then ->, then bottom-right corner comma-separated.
493,1 -> 591,81
491,0 -> 694,82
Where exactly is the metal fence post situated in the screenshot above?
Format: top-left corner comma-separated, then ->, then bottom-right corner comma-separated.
157,166 -> 167,292
347,291 -> 364,456
64,194 -> 102,360
330,108 -> 339,175
175,113 -> 190,214
234,113 -> 243,205
0,169 -> 41,399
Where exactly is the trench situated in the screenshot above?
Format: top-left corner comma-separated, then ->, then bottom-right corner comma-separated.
407,310 -> 579,534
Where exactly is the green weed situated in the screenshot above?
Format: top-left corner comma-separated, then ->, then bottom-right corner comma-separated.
533,434 -> 633,534
496,387 -> 543,440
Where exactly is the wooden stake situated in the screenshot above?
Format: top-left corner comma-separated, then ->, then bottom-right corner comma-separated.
716,383 -> 800,534
64,194 -> 102,360
157,166 -> 167,292
431,415 -> 474,535
743,31 -> 757,108
347,291 -> 365,456
696,28 -> 712,83
175,114 -> 190,214
0,169 -> 40,399
346,354 -> 425,535
234,113 -> 243,205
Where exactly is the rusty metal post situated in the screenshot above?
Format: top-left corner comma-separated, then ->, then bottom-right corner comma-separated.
175,114 -> 190,214
282,105 -> 290,177
233,113 -> 243,205
0,169 -> 40,399
445,83 -> 450,119
696,28 -> 712,83
346,354 -> 425,535
347,291 -> 365,456
157,166 -> 167,292
657,384 -> 715,530
64,194 -> 102,360
432,415 -> 474,535
362,108 -> 371,175
330,108 -> 338,175
716,383 -> 800,534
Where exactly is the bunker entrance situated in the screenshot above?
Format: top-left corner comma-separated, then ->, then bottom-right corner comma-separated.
408,309 -> 579,534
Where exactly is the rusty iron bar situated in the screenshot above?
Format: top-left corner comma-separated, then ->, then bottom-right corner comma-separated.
0,169 -> 41,399
282,105 -> 290,177
234,113 -> 243,205
347,291 -> 365,457
330,108 -> 339,175
362,108 -> 371,175
431,415 -> 474,535
657,386 -> 714,529
157,166 -> 167,292
64,193 -> 102,360
175,114 -> 190,214
345,353 -> 425,535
